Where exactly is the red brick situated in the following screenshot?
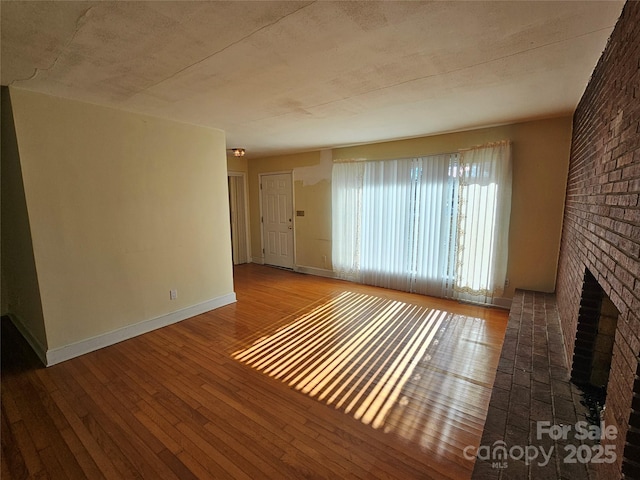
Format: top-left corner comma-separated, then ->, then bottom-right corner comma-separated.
556,2 -> 640,478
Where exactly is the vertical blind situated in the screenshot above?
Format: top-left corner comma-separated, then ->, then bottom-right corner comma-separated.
332,141 -> 511,305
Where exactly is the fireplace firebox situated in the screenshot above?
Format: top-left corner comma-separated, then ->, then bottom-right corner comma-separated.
570,270 -> 620,426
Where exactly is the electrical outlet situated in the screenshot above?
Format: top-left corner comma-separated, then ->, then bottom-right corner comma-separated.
170,289 -> 178,300
504,278 -> 510,287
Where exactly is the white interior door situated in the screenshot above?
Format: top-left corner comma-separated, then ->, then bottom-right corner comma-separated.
261,173 -> 294,268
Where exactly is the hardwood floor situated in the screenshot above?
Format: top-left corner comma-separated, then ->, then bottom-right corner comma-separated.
1,264 -> 508,479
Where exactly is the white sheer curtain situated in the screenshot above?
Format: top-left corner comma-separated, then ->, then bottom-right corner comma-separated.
453,140 -> 512,304
332,141 -> 511,306
332,162 -> 364,282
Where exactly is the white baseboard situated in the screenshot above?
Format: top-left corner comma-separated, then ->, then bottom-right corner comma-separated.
7,313 -> 48,366
251,256 -> 265,265
492,297 -> 513,309
457,296 -> 512,310
295,265 -> 336,279
45,292 -> 237,366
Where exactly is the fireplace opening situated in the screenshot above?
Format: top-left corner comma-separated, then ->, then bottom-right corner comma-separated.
570,269 -> 620,427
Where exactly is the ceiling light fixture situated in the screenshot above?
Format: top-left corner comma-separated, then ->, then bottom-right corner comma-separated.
231,148 -> 246,157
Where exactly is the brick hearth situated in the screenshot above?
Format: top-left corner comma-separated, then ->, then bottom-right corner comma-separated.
473,290 -> 599,479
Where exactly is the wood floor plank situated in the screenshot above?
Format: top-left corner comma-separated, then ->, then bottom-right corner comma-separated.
1,454 -> 15,480
176,450 -> 223,480
201,421 -> 292,480
79,411 -> 144,479
48,390 -> 121,479
175,422 -> 253,480
37,446 -> 67,479
1,407 -> 28,480
5,376 -> 55,453
1,386 -> 22,424
65,366 -> 181,479
40,430 -> 87,479
132,410 -> 183,455
157,448 -> 200,480
5,419 -> 46,478
193,392 -> 291,459
2,264 -> 508,479
5,371 -> 89,479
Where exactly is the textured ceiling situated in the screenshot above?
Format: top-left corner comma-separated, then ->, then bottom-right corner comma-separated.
1,1 -> 625,158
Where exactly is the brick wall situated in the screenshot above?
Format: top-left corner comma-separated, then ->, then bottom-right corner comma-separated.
555,1 -> 640,478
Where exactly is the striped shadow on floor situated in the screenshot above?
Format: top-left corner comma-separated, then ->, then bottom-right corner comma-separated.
233,291 -> 451,431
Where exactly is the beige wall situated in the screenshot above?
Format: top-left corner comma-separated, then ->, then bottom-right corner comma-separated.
227,153 -> 249,174
1,88 -> 48,354
8,88 -> 234,352
250,116 -> 573,297
248,150 -> 333,270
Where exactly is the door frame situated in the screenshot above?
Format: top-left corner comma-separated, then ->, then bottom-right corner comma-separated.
228,171 -> 251,264
258,171 -> 295,268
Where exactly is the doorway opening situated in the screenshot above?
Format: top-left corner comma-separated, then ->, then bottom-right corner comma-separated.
228,172 -> 250,265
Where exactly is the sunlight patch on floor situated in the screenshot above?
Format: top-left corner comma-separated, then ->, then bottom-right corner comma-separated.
233,291 -> 449,431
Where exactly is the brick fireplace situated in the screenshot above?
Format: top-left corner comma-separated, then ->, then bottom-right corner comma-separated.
555,1 -> 640,478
